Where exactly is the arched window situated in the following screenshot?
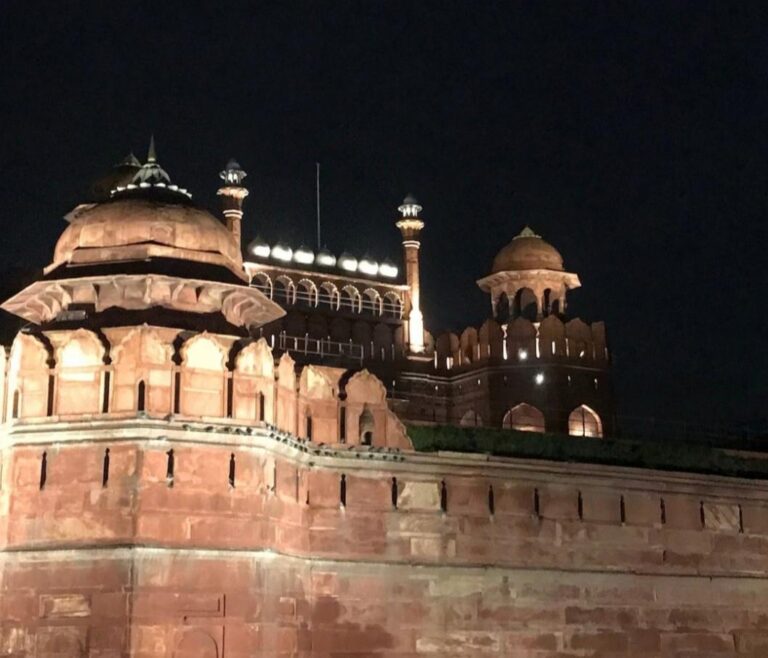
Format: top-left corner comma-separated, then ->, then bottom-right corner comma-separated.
296,279 -> 318,307
362,288 -> 382,315
306,414 -> 313,440
382,292 -> 403,318
341,286 -> 361,313
319,282 -> 340,310
503,403 -> 545,433
274,276 -> 296,305
568,404 -> 603,438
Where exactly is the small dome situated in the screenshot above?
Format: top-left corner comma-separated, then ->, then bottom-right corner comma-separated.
316,248 -> 336,267
247,236 -> 270,258
492,226 -> 564,273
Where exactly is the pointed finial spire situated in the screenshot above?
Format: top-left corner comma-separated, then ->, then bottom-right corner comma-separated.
147,135 -> 157,164
515,225 -> 541,239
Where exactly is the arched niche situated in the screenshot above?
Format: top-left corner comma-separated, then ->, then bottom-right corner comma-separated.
55,329 -> 105,416
275,352 -> 297,434
8,333 -> 50,419
179,333 -> 228,417
109,326 -> 174,415
232,338 -> 275,423
568,404 -> 603,438
343,369 -> 412,449
298,365 -> 339,443
503,403 -> 545,433
235,338 -> 274,378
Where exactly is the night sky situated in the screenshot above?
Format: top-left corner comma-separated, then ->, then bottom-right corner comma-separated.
1,2 -> 766,432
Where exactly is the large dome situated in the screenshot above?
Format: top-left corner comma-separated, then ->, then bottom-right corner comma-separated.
491,227 -> 564,273
51,197 -> 243,276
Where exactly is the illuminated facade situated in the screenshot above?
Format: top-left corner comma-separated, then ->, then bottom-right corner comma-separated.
3,147 -> 764,657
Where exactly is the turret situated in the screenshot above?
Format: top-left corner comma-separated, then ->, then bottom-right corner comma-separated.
217,159 -> 249,250
477,226 -> 580,322
396,194 -> 425,353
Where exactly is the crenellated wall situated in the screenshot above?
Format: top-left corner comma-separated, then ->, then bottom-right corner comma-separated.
2,420 -> 768,656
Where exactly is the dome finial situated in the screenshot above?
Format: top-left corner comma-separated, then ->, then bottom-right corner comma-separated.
515,225 -> 541,239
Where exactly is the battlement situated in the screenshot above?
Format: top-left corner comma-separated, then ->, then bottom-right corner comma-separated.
430,315 -> 609,372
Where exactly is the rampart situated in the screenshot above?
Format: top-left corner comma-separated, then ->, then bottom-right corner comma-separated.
2,416 -> 768,656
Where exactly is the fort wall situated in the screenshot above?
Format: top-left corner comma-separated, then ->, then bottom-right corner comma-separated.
2,421 -> 768,656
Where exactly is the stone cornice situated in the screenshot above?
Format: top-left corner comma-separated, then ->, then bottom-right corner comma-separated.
1,274 -> 285,328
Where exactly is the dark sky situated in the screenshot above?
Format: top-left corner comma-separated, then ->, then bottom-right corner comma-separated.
1,2 -> 767,429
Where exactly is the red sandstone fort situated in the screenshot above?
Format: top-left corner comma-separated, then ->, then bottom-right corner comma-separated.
1,147 -> 767,657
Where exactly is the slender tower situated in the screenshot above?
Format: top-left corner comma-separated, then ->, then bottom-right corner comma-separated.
217,159 -> 249,250
396,194 -> 426,353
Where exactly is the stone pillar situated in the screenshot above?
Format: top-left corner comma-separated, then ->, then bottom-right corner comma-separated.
396,195 -> 425,354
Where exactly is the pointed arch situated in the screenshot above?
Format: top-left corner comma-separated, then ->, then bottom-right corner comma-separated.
503,403 -> 545,433
109,326 -> 174,416
235,338 -> 274,377
179,333 -> 228,417
8,333 -> 49,419
362,288 -> 383,315
250,271 -> 273,299
296,278 -> 319,307
55,329 -> 106,415
319,281 -> 340,310
568,404 -> 603,438
341,285 -> 362,313
274,275 -> 296,305
382,291 -> 403,318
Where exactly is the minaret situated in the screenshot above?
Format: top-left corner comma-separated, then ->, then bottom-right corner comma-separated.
396,194 -> 426,354
217,159 -> 249,250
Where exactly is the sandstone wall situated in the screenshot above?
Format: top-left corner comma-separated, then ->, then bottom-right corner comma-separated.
2,421 -> 768,656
